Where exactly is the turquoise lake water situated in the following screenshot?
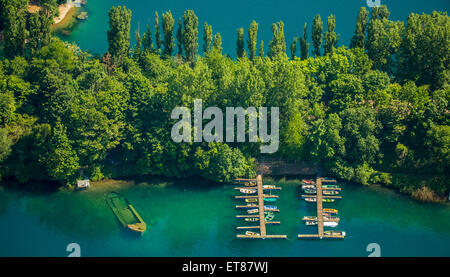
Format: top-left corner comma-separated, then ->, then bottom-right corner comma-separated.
1,0 -> 449,257
0,178 -> 449,257
64,0 -> 449,57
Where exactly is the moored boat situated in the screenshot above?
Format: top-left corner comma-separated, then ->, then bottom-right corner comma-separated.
303,188 -> 317,194
323,208 -> 338,214
242,204 -> 258,208
264,205 -> 277,210
265,213 -> 275,221
324,230 -> 346,237
245,231 -> 260,236
323,190 -> 339,195
263,197 -> 277,202
247,209 -> 259,214
302,179 -> 314,184
302,216 -> 317,221
324,221 -> 339,227
305,221 -> 317,226
304,197 -> 317,202
245,198 -> 258,203
263,185 -> 276,189
240,188 -> 257,194
244,182 -> 256,187
301,184 -> 316,189
245,217 -> 259,222
322,185 -> 340,189
322,198 -> 335,203
106,192 -> 147,235
323,216 -> 340,222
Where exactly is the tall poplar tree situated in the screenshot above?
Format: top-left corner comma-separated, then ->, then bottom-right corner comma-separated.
202,22 -> 213,54
176,18 -> 183,56
162,11 -> 175,57
290,37 -> 298,59
258,40 -> 264,57
312,14 -> 323,57
247,21 -> 258,60
107,6 -> 132,65
268,21 -> 286,58
28,12 -> 42,56
299,22 -> 309,60
182,10 -> 199,66
236,27 -> 246,58
3,1 -> 27,58
324,14 -> 339,55
212,33 -> 223,54
142,24 -> 153,51
350,7 -> 369,49
154,11 -> 161,52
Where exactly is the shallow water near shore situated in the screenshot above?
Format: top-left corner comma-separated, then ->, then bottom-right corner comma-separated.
0,177 -> 449,257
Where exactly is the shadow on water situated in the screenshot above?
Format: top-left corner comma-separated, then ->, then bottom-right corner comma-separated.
1,178 -> 61,196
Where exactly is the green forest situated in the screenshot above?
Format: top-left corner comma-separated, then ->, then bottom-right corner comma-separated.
0,1 -> 449,201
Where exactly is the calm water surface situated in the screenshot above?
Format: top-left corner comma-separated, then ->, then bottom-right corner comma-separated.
0,178 -> 449,257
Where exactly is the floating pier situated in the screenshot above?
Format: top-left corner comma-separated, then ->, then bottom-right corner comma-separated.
234,175 -> 287,239
298,177 -> 346,240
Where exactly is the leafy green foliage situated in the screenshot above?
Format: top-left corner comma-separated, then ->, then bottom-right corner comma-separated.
0,7 -> 448,198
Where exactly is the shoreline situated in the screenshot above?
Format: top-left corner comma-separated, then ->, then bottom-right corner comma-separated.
51,6 -> 80,35
81,175 -> 449,204
54,3 -> 76,24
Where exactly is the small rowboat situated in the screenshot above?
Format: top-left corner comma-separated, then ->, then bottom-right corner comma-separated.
322,199 -> 335,203
323,190 -> 339,195
263,197 -> 277,202
245,217 -> 259,222
263,185 -> 276,189
264,205 -> 277,210
304,221 -> 338,227
245,231 -> 260,236
247,209 -> 259,214
265,213 -> 275,221
322,185 -> 340,189
241,204 -> 258,208
323,209 -> 338,214
303,188 -> 317,194
240,188 -> 256,194
302,184 -> 316,189
323,216 -> 340,222
304,197 -> 317,202
324,221 -> 338,227
245,198 -> 258,203
324,230 -> 346,237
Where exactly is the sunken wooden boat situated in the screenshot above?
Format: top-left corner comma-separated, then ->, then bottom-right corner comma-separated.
106,192 -> 147,235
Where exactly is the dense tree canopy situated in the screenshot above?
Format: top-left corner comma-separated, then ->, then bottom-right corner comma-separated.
0,6 -> 448,199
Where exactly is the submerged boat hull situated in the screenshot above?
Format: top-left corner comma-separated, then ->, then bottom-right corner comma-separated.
106,192 -> 147,235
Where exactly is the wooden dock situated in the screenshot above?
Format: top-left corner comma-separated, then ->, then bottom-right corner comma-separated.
298,177 -> 346,240
317,178 -> 324,237
234,175 -> 287,240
